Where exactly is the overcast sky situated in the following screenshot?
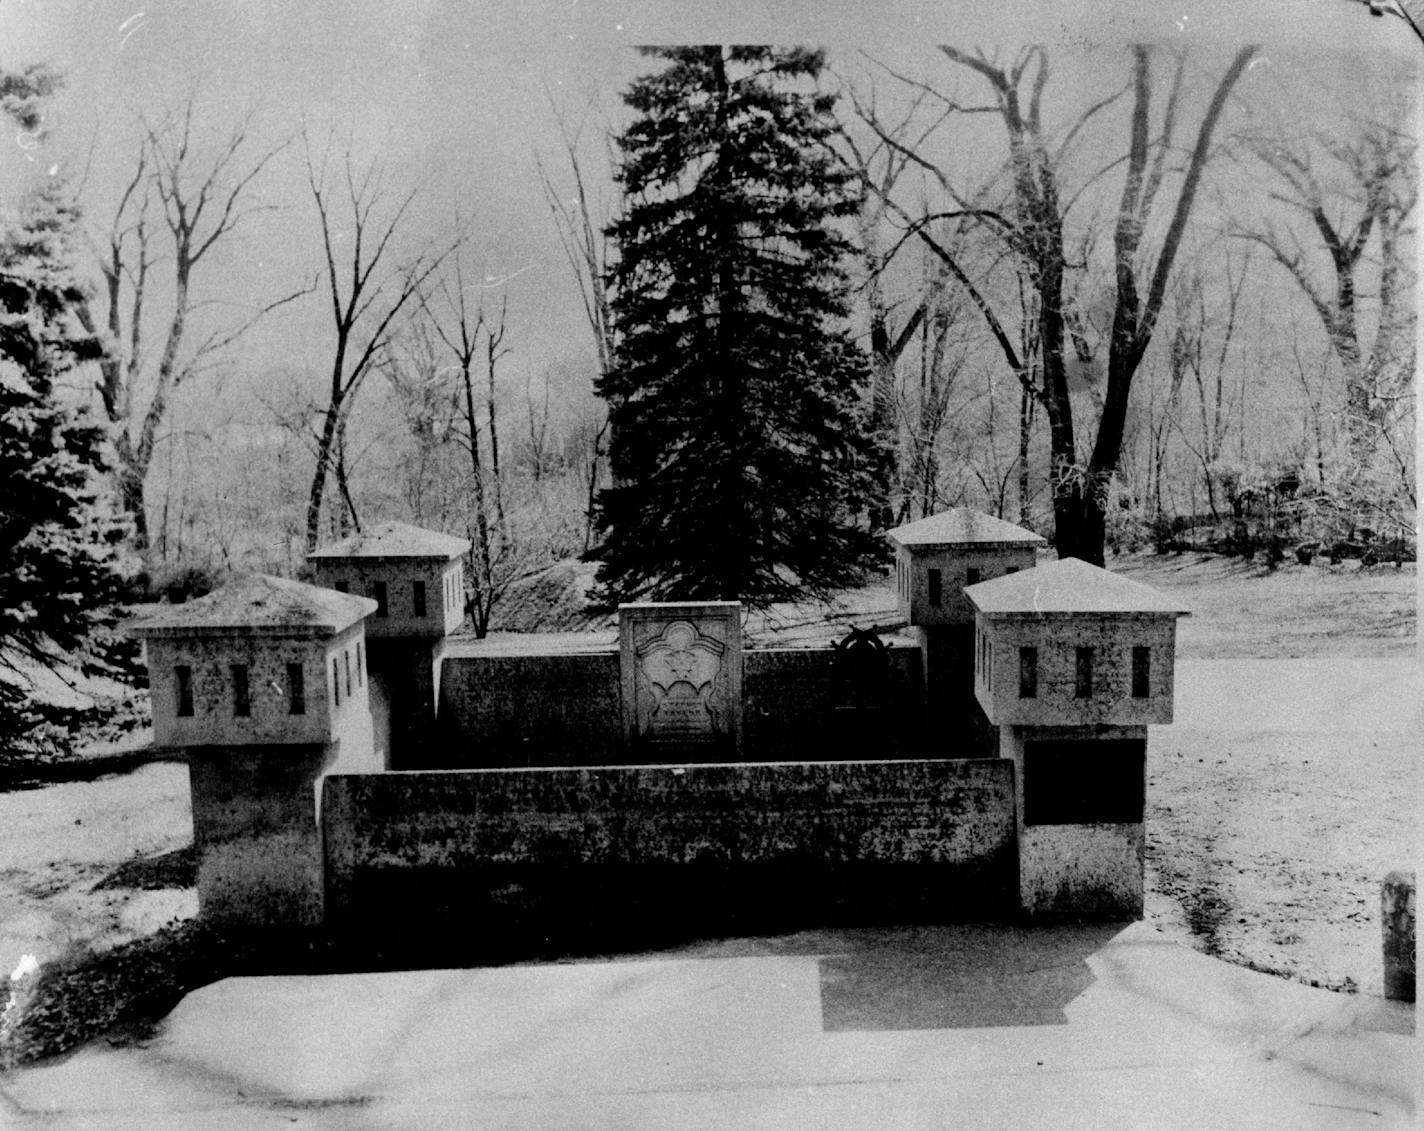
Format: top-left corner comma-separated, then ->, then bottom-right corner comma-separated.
2,0 -> 1418,433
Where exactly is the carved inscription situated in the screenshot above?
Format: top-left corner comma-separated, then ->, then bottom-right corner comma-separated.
620,602 -> 742,756
638,620 -> 725,741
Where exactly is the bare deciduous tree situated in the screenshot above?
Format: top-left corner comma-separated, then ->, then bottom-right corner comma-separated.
379,318 -> 460,526
537,102 -> 618,545
1235,96 -> 1416,535
860,44 -> 1255,563
76,104 -> 306,553
838,85 -> 948,512
304,140 -> 460,550
1160,250 -> 1251,520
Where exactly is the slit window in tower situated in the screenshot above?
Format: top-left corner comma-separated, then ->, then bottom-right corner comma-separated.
1132,646 -> 1151,698
1075,647 -> 1095,699
231,664 -> 250,717
175,665 -> 193,717
287,663 -> 305,715
1019,647 -> 1038,699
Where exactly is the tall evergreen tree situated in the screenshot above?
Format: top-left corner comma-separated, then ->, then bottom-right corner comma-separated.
1,121 -> 131,742
592,46 -> 882,606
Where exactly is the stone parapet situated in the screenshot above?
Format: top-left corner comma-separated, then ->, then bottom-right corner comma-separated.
322,757 -> 1018,940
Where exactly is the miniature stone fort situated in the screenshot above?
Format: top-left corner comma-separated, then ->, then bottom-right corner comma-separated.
126,511 -> 1188,946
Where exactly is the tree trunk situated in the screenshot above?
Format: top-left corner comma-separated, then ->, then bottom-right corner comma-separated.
118,462 -> 149,553
1018,385 -> 1034,527
462,361 -> 494,638
305,397 -> 341,552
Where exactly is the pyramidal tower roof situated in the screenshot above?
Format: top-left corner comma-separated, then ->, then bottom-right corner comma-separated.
124,574 -> 378,639
886,508 -> 1047,548
965,557 -> 1190,617
308,521 -> 471,561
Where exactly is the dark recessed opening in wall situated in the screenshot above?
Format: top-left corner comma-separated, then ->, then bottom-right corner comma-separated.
1018,646 -> 1037,698
287,662 -> 306,715
1074,646 -> 1094,698
175,665 -> 193,717
1022,739 -> 1144,825
1132,645 -> 1151,698
231,663 -> 250,717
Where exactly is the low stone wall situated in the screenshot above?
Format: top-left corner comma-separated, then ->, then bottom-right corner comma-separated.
742,646 -> 923,760
322,757 -> 1016,947
433,643 -> 926,767
436,649 -> 623,767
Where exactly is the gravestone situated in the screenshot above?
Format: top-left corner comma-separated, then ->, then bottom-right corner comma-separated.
619,602 -> 742,758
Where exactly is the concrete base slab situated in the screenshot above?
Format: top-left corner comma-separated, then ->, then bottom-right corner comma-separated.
1,922 -> 1414,1129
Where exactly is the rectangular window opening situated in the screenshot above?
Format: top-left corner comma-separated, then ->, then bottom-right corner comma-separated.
334,580 -> 349,593
413,579 -> 427,618
1075,646 -> 1094,699
332,657 -> 342,706
928,567 -> 942,607
286,662 -> 305,716
966,566 -> 981,586
231,663 -> 250,717
1132,645 -> 1151,698
1019,646 -> 1038,699
344,650 -> 352,697
1007,566 -> 1019,574
356,641 -> 364,686
373,580 -> 388,618
175,665 -> 193,717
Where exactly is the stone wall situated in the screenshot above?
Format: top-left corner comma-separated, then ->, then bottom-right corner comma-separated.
436,648 -> 624,767
898,544 -> 1036,626
189,742 -> 340,927
432,644 -> 928,766
310,557 -> 464,638
1000,723 -> 1146,919
742,645 -> 924,760
975,616 -> 1179,727
368,637 -> 449,770
914,625 -> 997,758
145,633 -> 338,749
322,757 -> 1017,944
325,624 -> 377,769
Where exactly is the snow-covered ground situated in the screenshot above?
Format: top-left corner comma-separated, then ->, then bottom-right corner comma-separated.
0,763 -> 194,990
